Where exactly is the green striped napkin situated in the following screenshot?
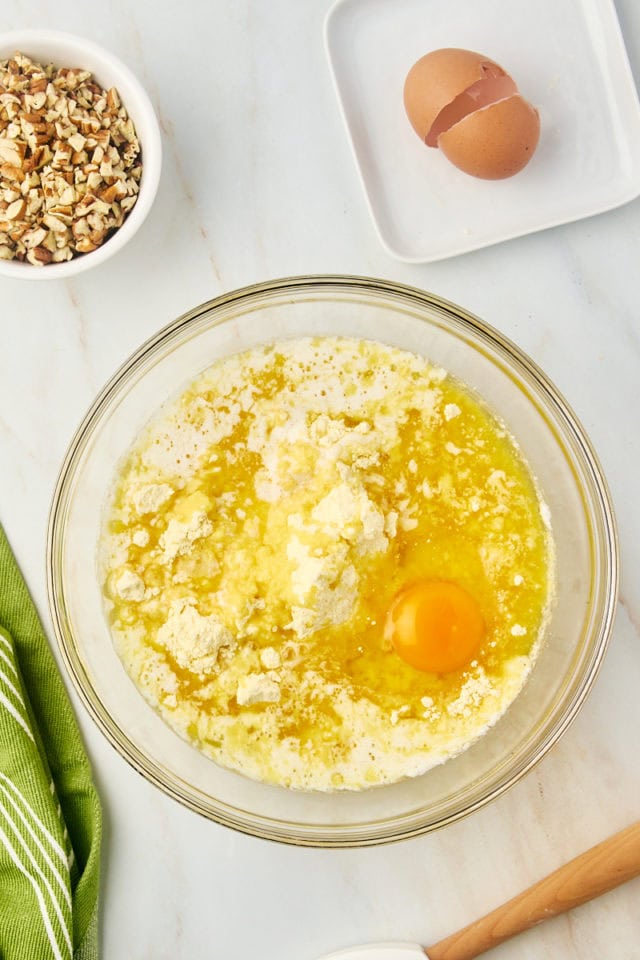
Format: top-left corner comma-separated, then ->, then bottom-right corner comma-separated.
0,524 -> 102,960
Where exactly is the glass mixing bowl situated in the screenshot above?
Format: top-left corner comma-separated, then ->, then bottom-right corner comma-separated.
47,275 -> 618,846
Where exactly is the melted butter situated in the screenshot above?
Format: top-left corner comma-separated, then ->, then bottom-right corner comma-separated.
101,337 -> 554,791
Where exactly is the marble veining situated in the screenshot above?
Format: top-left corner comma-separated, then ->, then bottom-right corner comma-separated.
0,1 -> 639,957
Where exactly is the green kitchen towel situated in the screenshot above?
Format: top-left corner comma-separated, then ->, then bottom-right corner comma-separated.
0,524 -> 102,960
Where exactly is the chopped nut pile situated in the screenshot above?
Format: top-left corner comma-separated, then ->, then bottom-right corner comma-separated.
0,53 -> 142,266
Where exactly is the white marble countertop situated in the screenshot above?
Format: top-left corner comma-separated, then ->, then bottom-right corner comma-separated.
1,1 -> 639,957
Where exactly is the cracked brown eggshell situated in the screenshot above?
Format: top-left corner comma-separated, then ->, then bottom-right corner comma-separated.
403,47 -> 540,180
438,94 -> 540,180
403,48 -> 507,140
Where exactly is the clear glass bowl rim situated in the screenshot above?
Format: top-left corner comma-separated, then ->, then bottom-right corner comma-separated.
47,274 -> 619,847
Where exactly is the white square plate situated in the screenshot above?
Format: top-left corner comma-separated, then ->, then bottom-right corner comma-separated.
325,0 -> 640,262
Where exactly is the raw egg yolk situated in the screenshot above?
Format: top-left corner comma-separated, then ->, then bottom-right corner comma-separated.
385,580 -> 485,673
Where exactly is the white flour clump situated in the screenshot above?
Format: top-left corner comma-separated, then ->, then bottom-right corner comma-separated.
156,598 -> 235,677
159,511 -> 213,564
132,483 -> 174,515
236,673 -> 281,706
114,569 -> 145,602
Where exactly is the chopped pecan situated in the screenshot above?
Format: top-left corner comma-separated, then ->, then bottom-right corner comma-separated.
0,52 -> 143,265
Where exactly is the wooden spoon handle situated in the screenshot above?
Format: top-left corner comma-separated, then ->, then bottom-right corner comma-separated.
426,820 -> 640,960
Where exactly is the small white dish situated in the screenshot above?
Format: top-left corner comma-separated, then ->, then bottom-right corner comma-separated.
324,0 -> 640,262
0,29 -> 162,280
321,946 -> 423,960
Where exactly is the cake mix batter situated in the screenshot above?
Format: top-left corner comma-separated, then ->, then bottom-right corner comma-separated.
99,337 -> 554,790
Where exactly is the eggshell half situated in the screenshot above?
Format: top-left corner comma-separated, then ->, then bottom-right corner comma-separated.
403,48 -> 507,141
438,94 -> 540,180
